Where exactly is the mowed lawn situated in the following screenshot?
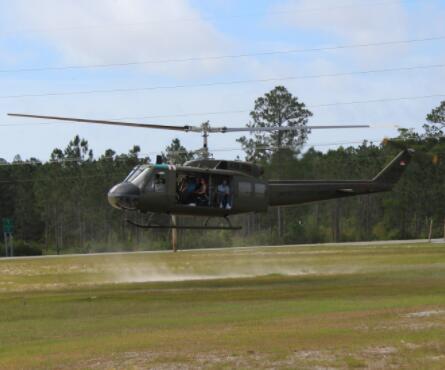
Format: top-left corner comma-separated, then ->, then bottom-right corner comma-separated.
0,243 -> 445,369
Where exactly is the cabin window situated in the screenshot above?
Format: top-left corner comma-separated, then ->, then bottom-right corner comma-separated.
146,171 -> 167,192
254,183 -> 266,197
238,181 -> 252,195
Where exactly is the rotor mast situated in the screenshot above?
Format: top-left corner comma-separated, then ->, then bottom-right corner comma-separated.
201,121 -> 210,159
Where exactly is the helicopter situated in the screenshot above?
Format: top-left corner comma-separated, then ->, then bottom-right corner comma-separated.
8,113 -> 413,251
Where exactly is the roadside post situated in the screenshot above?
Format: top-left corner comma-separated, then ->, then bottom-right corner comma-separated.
443,218 -> 445,241
2,218 -> 14,257
428,218 -> 433,242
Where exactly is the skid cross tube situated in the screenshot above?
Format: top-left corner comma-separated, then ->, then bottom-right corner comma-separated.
126,219 -> 241,230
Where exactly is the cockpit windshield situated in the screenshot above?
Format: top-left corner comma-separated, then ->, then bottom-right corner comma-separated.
132,168 -> 151,188
124,165 -> 168,192
124,165 -> 151,185
124,166 -> 143,182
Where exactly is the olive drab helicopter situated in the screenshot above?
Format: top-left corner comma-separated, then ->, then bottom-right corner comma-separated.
8,113 -> 414,251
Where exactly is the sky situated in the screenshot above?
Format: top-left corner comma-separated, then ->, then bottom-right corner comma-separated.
0,0 -> 444,162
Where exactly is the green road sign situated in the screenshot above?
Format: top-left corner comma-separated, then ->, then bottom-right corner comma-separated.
2,218 -> 13,233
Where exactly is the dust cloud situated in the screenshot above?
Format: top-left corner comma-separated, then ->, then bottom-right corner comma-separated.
106,257 -> 358,284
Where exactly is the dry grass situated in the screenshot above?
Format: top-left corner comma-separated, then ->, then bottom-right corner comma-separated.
0,242 -> 445,369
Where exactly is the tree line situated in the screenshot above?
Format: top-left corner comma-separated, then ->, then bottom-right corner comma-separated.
1,86 -> 445,255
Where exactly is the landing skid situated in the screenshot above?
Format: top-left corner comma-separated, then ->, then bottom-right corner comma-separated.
126,215 -> 241,252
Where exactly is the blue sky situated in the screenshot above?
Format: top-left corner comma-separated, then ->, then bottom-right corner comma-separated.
0,0 -> 444,162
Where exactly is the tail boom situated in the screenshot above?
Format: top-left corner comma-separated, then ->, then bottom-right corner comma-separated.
268,149 -> 414,207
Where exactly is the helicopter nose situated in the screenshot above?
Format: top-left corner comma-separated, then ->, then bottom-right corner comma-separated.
108,182 -> 141,210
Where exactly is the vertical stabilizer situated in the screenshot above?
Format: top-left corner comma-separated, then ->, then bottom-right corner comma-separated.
372,149 -> 414,188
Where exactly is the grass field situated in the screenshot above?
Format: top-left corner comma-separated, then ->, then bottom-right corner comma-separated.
1,242 -> 445,369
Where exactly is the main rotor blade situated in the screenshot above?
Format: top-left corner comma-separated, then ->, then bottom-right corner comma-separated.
212,124 -> 370,133
7,113 -> 201,132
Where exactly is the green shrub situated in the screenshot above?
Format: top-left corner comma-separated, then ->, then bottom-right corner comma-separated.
1,240 -> 43,256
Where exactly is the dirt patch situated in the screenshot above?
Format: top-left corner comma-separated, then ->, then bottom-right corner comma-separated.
77,350 -> 341,370
293,350 -> 336,361
364,346 -> 398,355
403,310 -> 445,318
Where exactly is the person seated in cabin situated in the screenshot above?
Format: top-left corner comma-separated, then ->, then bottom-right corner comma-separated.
217,179 -> 231,209
184,177 -> 198,205
194,177 -> 208,206
177,177 -> 187,203
154,174 -> 166,192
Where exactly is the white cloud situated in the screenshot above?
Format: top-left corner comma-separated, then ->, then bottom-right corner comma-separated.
268,0 -> 413,64
271,0 -> 409,42
7,0 -> 231,78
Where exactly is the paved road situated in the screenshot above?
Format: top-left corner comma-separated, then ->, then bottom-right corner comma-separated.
1,238 -> 442,261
